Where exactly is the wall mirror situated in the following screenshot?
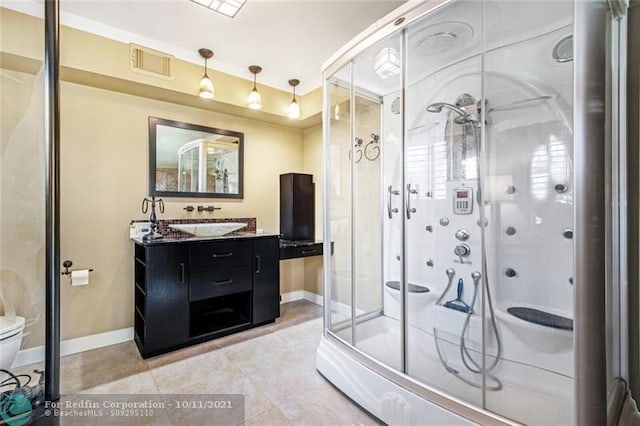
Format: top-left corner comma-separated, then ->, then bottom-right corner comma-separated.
149,117 -> 244,199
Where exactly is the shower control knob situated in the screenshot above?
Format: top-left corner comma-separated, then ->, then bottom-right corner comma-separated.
453,244 -> 470,257
455,229 -> 470,241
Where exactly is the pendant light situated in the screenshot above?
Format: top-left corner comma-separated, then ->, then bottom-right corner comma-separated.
248,65 -> 262,110
287,79 -> 300,119
198,48 -> 214,99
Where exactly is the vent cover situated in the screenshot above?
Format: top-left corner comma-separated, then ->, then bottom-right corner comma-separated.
130,44 -> 174,80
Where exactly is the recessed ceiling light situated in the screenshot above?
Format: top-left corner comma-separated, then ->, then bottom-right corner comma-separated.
190,0 -> 247,18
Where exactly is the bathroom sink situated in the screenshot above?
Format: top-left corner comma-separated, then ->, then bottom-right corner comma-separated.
169,222 -> 246,237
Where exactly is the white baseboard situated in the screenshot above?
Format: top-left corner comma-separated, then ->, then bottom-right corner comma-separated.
281,290 -> 324,306
280,290 -> 304,304
11,292 -> 325,368
13,327 -> 133,368
303,290 -> 323,306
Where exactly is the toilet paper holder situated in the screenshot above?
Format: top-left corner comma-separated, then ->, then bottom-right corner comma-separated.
61,260 -> 93,275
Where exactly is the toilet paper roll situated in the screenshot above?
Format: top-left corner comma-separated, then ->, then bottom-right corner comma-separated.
70,269 -> 90,286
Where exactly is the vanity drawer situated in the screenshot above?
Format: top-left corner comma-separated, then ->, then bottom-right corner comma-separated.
190,266 -> 253,301
279,243 -> 323,260
190,240 -> 252,271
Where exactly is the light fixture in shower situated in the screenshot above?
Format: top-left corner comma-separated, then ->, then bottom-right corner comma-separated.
198,48 -> 214,99
287,79 -> 300,119
552,35 -> 573,63
374,47 -> 400,80
247,65 -> 262,110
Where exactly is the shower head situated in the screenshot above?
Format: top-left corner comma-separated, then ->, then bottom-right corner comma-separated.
426,102 -> 477,124
445,268 -> 455,279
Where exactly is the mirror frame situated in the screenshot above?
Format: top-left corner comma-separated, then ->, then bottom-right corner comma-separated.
148,116 -> 244,199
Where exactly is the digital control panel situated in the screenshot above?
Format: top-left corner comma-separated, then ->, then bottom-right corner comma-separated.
453,187 -> 473,215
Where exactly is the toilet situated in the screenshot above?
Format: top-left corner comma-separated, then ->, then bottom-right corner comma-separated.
0,315 -> 26,370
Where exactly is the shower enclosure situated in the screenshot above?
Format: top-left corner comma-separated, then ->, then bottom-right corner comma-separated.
317,0 -> 627,424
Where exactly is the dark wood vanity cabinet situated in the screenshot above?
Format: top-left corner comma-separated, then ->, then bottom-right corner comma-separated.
134,236 -> 280,358
135,244 -> 189,355
253,238 -> 280,324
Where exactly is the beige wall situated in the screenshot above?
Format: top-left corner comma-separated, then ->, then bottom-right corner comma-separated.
0,69 -> 312,347
58,81 -> 310,342
302,125 -> 324,296
0,7 -> 329,349
0,7 -> 321,121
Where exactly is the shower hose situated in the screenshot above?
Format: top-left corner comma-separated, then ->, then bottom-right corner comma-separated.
432,117 -> 502,391
432,266 -> 503,391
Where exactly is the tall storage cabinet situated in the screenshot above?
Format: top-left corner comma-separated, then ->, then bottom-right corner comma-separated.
280,173 -> 315,241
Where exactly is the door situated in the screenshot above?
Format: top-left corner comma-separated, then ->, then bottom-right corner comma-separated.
252,237 -> 280,324
145,245 -> 189,353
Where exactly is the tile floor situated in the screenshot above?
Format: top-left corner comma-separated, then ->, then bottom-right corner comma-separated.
13,300 -> 380,425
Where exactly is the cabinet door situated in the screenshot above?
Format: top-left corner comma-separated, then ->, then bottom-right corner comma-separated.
252,238 -> 280,324
145,245 -> 189,353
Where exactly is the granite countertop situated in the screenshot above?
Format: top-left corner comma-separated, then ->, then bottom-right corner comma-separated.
278,239 -> 324,248
132,231 -> 280,246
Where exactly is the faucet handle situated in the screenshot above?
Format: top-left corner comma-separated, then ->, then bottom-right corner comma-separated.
198,205 -> 222,212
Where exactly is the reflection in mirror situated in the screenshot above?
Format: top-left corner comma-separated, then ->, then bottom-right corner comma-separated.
149,117 -> 243,198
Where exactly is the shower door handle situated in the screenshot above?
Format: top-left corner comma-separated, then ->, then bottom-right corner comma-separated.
406,184 -> 418,219
387,185 -> 400,218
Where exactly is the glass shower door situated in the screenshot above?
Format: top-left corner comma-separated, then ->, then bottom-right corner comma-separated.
326,64 -> 354,344
0,2 -> 48,402
352,33 -> 403,369
482,1 -> 575,424
403,0 -> 483,406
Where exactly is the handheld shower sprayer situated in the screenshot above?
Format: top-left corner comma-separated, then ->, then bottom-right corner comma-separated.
426,102 -> 478,124
426,102 -> 466,116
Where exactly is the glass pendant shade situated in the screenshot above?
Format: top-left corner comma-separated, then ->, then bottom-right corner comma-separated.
287,78 -> 301,119
198,48 -> 215,99
248,87 -> 262,110
287,99 -> 300,119
247,65 -> 263,110
199,74 -> 214,99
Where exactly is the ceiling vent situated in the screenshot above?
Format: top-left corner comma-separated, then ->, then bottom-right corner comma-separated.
130,44 -> 174,80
